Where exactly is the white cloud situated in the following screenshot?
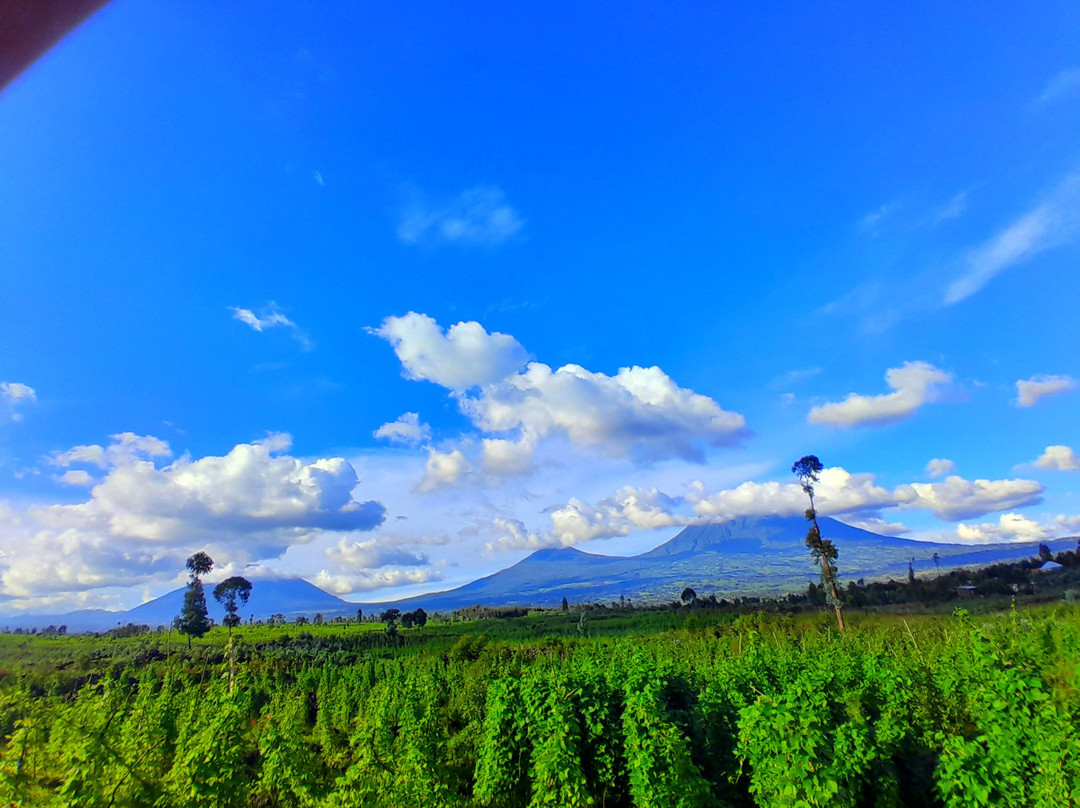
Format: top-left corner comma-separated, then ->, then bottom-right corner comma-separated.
841,516 -> 910,536
374,314 -> 747,472
1015,374 -> 1076,407
1054,515 -> 1080,534
944,174 -> 1080,304
325,537 -> 428,570
926,458 -> 956,478
954,513 -> 1049,544
0,433 -> 386,600
373,412 -> 431,446
690,467 -> 897,521
398,186 -> 524,246
229,303 -> 312,349
1034,445 -> 1080,471
0,382 -> 35,402
894,476 -> 1043,521
58,470 -> 95,487
485,517 -> 547,553
370,312 -> 528,390
808,361 -> 952,428
481,436 -> 537,476
494,465 -> 1044,553
462,362 -> 747,463
1032,68 -> 1080,108
1,382 -> 36,422
312,567 -> 443,595
548,487 -> 687,545
417,448 -> 470,493
49,433 -> 172,469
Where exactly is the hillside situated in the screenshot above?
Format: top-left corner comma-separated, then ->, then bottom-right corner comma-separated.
5,515 -> 1075,632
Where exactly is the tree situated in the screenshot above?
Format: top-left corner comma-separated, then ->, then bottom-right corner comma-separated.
212,577 -> 253,637
400,611 -> 415,629
295,615 -> 309,626
792,455 -> 845,630
1039,543 -> 1053,562
560,596 -> 569,612
933,552 -> 940,574
411,607 -> 428,628
313,613 -> 324,626
908,557 -> 916,583
356,607 -> 363,623
186,551 -> 213,578
379,608 -> 400,625
680,587 -> 697,605
174,552 -> 214,648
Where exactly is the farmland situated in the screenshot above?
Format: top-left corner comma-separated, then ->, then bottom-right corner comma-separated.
2,601 -> 1079,807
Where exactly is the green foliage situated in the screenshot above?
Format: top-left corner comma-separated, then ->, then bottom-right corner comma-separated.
3,604 -> 1080,807
174,580 -> 212,642
213,576 -> 253,633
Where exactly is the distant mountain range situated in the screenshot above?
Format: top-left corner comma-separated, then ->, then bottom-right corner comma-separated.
5,516 -> 1076,632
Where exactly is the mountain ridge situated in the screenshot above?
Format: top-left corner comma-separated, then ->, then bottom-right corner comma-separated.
4,516 -> 1076,632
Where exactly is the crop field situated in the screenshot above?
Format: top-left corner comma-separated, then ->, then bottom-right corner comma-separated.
2,603 -> 1079,807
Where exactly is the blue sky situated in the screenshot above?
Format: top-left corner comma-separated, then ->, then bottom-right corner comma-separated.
1,2 -> 1079,613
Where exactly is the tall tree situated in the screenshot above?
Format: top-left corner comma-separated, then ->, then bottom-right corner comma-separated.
186,551 -> 213,578
792,455 -> 845,630
213,577 -> 253,638
174,552 -> 214,648
680,587 -> 697,605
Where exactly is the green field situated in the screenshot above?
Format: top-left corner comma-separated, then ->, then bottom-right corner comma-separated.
2,602 -> 1079,807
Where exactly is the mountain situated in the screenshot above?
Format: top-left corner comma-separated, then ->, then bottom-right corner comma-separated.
2,579 -> 357,634
4,516 -> 1076,632
372,516 -> 1077,612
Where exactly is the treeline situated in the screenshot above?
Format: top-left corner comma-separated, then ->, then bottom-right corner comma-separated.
3,608 -> 1079,806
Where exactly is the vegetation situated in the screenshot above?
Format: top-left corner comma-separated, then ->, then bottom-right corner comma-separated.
2,596 -> 1079,806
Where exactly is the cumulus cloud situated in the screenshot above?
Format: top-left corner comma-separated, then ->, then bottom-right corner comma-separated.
1015,374 -> 1076,407
417,448 -> 471,493
326,537 -> 428,569
398,186 -> 524,246
374,314 -> 747,473
1034,445 -> 1080,471
229,303 -> 312,349
58,470 -> 95,487
808,362 -> 952,428
690,467 -> 897,521
894,476 -> 1044,521
841,516 -> 910,536
485,517 -> 547,553
481,436 -> 537,476
1,433 -> 386,600
944,174 -> 1080,305
373,412 -> 431,446
1,382 -> 36,422
462,362 -> 747,463
926,458 -> 956,478
548,487 -> 687,545
50,432 -> 171,469
370,312 -> 528,390
312,567 -> 443,595
492,465 -> 1045,553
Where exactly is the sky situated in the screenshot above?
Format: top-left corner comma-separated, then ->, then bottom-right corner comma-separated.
1,2 -> 1079,614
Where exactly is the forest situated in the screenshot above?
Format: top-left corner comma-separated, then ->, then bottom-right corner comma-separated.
2,597 -> 1079,807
